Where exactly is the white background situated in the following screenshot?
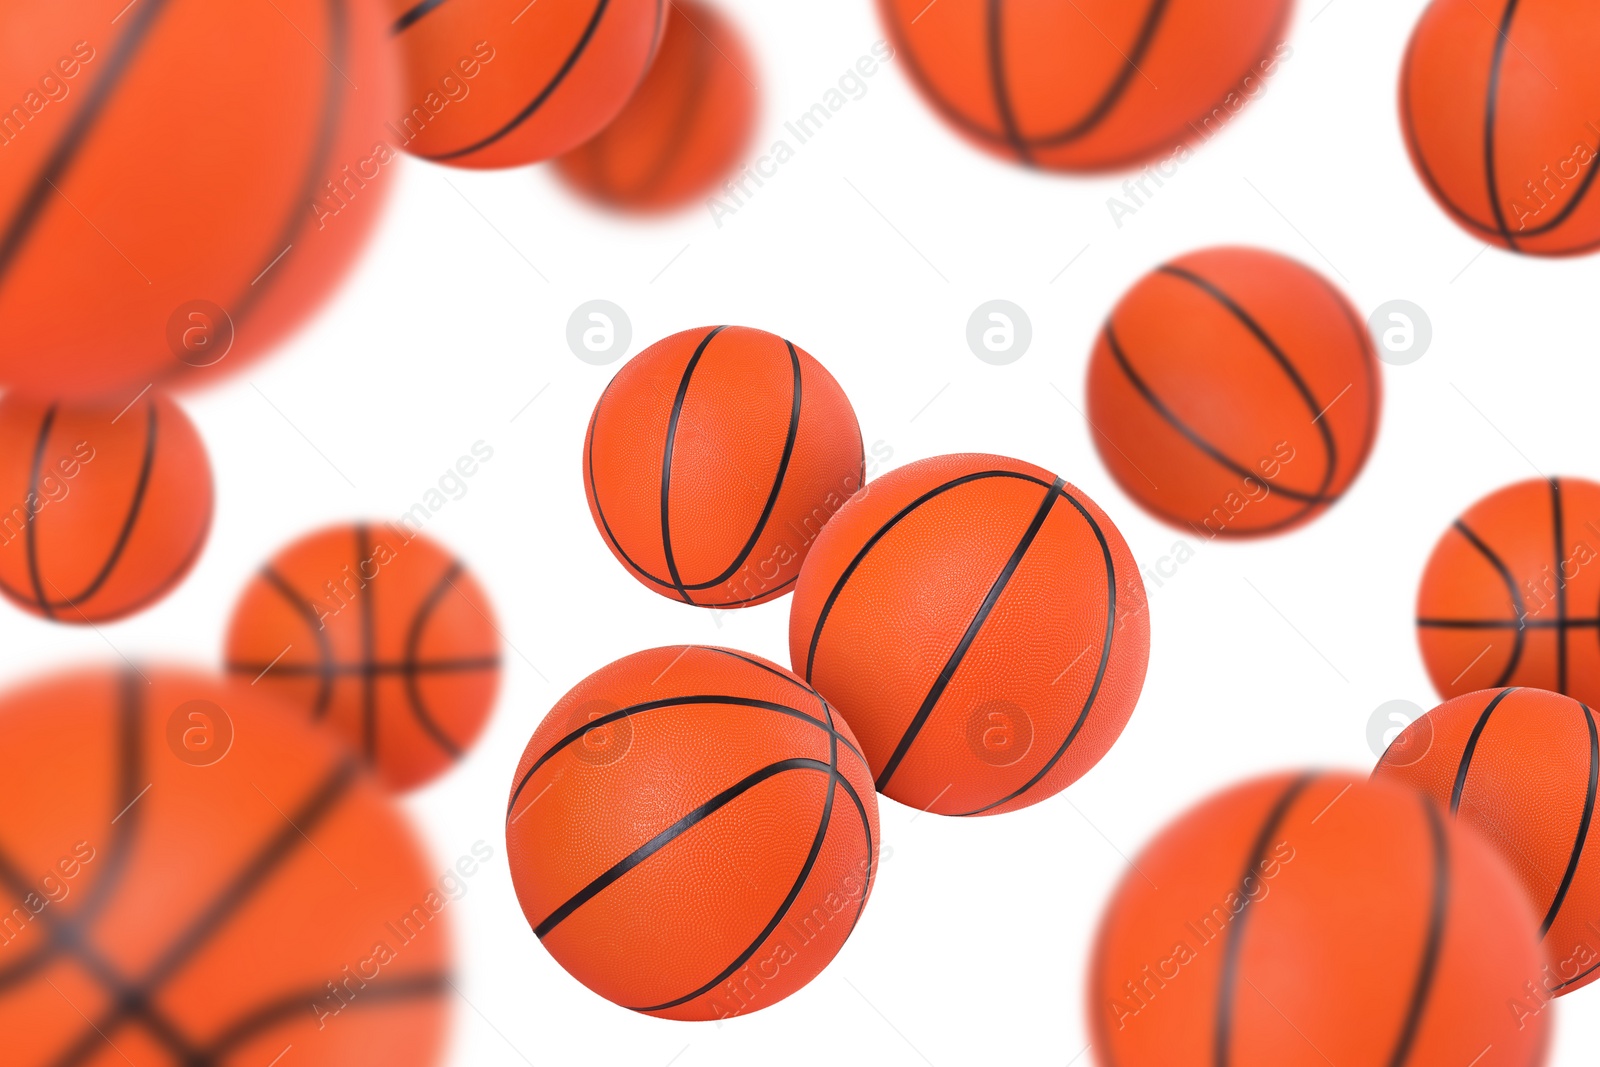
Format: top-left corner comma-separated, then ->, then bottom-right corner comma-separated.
12,0 -> 1600,1062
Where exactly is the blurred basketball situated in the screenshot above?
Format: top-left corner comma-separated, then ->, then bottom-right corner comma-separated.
505,645 -> 879,1020
877,0 -> 1292,171
1085,246 -> 1381,537
556,0 -> 759,213
1089,771 -> 1550,1065
225,523 -> 501,792
1402,0 -> 1600,255
388,0 -> 663,168
0,667 -> 451,1065
1417,477 -> 1600,703
0,392 -> 211,623
789,453 -> 1149,816
584,325 -> 863,608
0,0 -> 398,400
1375,687 -> 1600,996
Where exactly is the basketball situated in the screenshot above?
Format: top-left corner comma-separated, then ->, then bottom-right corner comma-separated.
505,644 -> 879,1020
584,325 -> 863,608
1088,771 -> 1551,1065
0,667 -> 451,1066
789,453 -> 1149,817
1375,687 -> 1600,997
0,0 -> 397,400
1085,246 -> 1381,538
0,391 -> 212,624
388,0 -> 664,168
225,523 -> 501,792
1416,477 -> 1600,703
555,0 -> 758,213
1402,0 -> 1600,255
876,0 -> 1292,171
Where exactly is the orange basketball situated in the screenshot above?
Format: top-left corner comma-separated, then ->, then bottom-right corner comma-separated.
583,325 -> 863,608
1088,772 -> 1551,1066
1416,477 -> 1600,703
388,0 -> 664,168
877,0 -> 1292,171
0,667 -> 451,1066
1085,246 -> 1381,537
789,453 -> 1149,817
1375,687 -> 1600,997
1402,0 -> 1600,255
0,0 -> 397,400
555,0 -> 759,213
225,523 -> 501,792
505,645 -> 879,1020
0,391 -> 212,623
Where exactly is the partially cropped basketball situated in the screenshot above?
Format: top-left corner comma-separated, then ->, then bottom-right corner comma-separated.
0,0 -> 397,400
556,0 -> 759,213
877,0 -> 1292,171
1403,0 -> 1600,255
584,325 -> 863,608
505,645 -> 879,1020
388,0 -> 663,168
0,392 -> 212,623
1417,477 -> 1600,703
789,453 -> 1149,817
0,667 -> 451,1066
1088,772 -> 1550,1065
1375,687 -> 1600,997
1086,246 -> 1381,537
225,523 -> 501,792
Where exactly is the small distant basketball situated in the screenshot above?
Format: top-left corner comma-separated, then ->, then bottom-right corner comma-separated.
876,0 -> 1292,171
556,0 -> 759,213
0,392 -> 212,623
790,453 -> 1149,817
1085,246 -> 1381,537
505,645 -> 879,1020
1375,687 -> 1600,997
1403,0 -> 1600,255
1417,477 -> 1600,703
1089,772 -> 1550,1064
0,0 -> 397,399
584,325 -> 863,608
0,668 -> 451,1065
388,0 -> 664,168
225,523 -> 501,791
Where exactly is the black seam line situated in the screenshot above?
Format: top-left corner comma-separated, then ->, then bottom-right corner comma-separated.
1159,264 -> 1341,500
1549,957 -> 1600,992
803,469 -> 1055,680
1543,703 -> 1600,938
506,691 -> 866,816
23,406 -> 58,618
534,757 -> 828,938
1482,0 -> 1523,250
1213,772 -> 1318,1067
1451,520 -> 1528,686
69,400 -> 160,607
1387,795 -> 1450,1067
427,0 -> 612,160
814,690 -> 877,942
1032,0 -> 1172,148
585,375 -> 671,586
1516,123 -> 1600,237
986,0 -> 1032,165
1553,478 -> 1569,693
392,0 -> 450,34
202,973 -> 451,1059
659,326 -> 730,603
626,22 -> 716,202
1400,29 -> 1504,238
258,566 -> 337,718
951,487 -> 1120,817
1418,617 -> 1600,629
0,0 -> 175,290
402,561 -> 472,759
631,723 -> 842,1013
1449,687 -> 1519,812
877,476 -> 1065,793
357,524 -> 377,760
227,656 -> 501,676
